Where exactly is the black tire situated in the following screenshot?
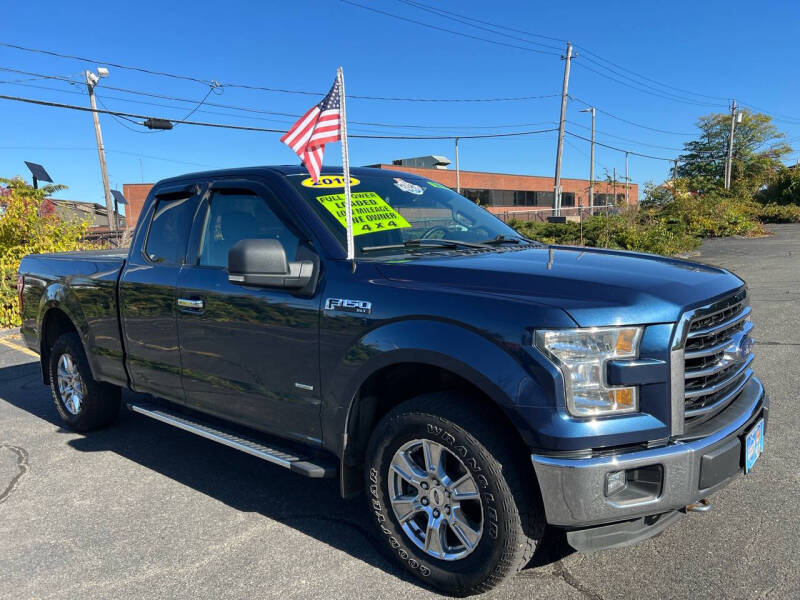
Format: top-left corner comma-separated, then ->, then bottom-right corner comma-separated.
365,393 -> 545,595
49,332 -> 121,432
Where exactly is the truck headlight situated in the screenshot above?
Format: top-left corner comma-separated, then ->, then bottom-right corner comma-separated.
535,327 -> 643,417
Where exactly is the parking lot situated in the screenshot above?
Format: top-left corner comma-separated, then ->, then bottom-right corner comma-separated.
1,224 -> 798,600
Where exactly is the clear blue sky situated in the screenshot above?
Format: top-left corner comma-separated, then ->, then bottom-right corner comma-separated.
2,0 -> 799,210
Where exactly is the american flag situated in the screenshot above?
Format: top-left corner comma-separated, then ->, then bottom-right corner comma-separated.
281,76 -> 342,182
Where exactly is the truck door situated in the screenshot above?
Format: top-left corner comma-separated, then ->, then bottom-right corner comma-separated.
175,178 -> 322,445
119,183 -> 202,403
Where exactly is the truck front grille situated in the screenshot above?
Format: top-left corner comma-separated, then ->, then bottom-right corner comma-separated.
682,289 -> 753,423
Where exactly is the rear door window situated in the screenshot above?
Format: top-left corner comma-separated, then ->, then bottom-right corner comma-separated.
144,197 -> 197,264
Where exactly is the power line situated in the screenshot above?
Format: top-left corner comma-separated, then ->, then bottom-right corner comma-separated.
395,0 -> 563,51
566,120 -> 686,151
572,44 -> 730,102
394,0 -> 568,44
338,0 -> 560,56
172,82 -> 222,124
564,137 -> 613,173
94,93 -> 160,134
1,80 -> 296,126
0,42 -> 560,102
386,2 -> 729,104
0,145 -> 216,168
737,101 -> 800,125
565,130 -> 674,161
0,67 -> 562,131
3,65 -> 712,144
90,83 -> 558,130
569,96 -> 697,135
572,61 -> 724,107
567,120 -> 736,156
0,92 -> 559,140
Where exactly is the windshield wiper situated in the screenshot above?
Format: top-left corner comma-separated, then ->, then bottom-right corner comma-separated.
361,238 -> 489,253
478,234 -> 539,245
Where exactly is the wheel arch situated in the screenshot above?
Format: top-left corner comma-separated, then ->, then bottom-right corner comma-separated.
332,320 -> 543,498
39,304 -> 83,384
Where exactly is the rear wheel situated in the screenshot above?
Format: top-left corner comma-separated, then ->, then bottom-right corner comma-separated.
365,393 -> 545,595
49,332 -> 121,432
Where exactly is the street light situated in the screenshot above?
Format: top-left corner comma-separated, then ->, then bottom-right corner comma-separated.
84,67 -> 115,231
580,107 -> 596,211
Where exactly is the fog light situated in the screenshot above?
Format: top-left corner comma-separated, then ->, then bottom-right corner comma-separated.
606,470 -> 627,496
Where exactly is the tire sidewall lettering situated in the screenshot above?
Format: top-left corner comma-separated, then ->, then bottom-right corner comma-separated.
369,420 -> 503,577
424,421 -> 500,541
369,467 -> 429,576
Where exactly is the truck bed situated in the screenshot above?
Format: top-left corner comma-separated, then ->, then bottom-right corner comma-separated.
29,247 -> 129,260
18,249 -> 129,387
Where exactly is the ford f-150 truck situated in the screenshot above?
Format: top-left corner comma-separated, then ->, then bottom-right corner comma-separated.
18,166 -> 767,595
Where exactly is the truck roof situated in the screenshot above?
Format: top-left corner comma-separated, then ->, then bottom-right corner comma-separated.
156,164 -> 425,186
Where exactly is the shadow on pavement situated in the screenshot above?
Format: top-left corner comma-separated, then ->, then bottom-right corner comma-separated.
0,359 -> 571,591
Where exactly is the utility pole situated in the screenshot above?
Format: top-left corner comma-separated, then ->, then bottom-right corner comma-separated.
624,152 -> 629,206
455,137 -> 461,194
85,69 -> 115,231
553,42 -> 574,217
673,159 -> 679,202
580,107 -> 596,211
613,167 -> 617,206
724,99 -> 737,190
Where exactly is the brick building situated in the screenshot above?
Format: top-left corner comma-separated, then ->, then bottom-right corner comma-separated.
121,183 -> 154,231
122,163 -> 637,229
371,160 -> 638,219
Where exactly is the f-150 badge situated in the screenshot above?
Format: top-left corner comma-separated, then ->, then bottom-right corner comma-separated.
325,298 -> 373,314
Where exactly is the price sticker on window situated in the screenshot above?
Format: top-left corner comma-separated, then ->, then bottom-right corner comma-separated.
315,191 -> 411,236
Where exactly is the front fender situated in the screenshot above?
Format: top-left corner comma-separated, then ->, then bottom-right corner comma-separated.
320,319 -> 553,457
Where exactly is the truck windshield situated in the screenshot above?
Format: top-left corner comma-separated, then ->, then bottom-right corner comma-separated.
287,172 -> 527,257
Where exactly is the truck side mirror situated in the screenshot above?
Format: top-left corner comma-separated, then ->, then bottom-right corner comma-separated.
227,239 -> 314,289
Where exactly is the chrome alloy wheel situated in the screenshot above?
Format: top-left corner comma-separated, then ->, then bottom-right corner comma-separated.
388,439 -> 483,561
57,353 -> 84,415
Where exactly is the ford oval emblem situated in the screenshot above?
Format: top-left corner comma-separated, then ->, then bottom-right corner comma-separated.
724,332 -> 753,362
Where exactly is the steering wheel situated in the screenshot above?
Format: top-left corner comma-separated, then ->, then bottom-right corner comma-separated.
420,225 -> 449,240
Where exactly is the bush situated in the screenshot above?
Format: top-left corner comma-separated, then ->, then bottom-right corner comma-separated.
0,177 -> 94,328
509,180 -> 774,257
757,167 -> 800,206
757,202 -> 800,223
658,189 -> 765,238
511,211 -> 701,256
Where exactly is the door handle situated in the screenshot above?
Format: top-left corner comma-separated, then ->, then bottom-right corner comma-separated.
177,298 -> 204,310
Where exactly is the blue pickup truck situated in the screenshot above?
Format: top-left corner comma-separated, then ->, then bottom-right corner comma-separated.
17,166 -> 767,594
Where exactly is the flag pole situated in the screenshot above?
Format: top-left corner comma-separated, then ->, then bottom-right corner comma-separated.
338,66 -> 355,261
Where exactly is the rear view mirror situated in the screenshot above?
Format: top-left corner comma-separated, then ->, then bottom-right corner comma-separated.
227,239 -> 314,289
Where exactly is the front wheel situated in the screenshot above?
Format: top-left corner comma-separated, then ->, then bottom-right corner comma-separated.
49,332 -> 121,432
365,393 -> 545,595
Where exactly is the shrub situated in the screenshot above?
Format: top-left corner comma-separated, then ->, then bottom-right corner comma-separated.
510,212 -> 700,256
509,180 -> 773,257
658,189 -> 765,238
757,167 -> 800,206
0,177 -> 94,328
757,202 -> 800,223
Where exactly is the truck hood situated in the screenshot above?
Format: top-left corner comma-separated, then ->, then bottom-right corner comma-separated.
374,246 -> 744,327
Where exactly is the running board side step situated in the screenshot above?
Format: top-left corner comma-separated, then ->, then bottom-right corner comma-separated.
127,401 -> 336,478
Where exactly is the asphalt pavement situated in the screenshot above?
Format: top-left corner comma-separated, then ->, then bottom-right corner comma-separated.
1,224 -> 798,599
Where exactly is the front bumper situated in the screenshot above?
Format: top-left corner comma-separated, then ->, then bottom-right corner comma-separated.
531,376 -> 767,530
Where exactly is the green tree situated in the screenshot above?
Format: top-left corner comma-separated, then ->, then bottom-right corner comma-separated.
639,181 -> 673,208
677,110 -> 791,195
0,177 -> 93,327
757,166 -> 800,205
